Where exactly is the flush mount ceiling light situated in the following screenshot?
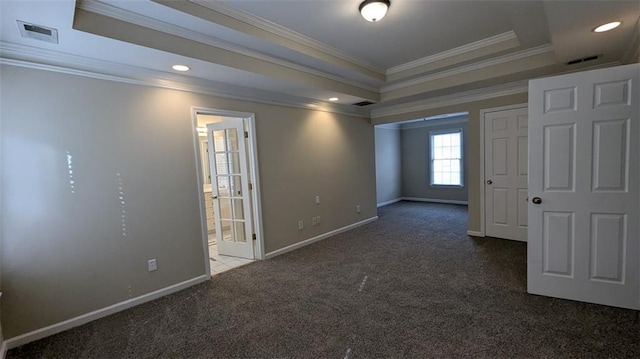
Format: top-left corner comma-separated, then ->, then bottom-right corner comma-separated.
171,64 -> 190,71
329,97 -> 339,102
359,0 -> 390,22
593,21 -> 621,33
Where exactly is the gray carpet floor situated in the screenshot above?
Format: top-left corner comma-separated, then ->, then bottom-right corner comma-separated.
7,201 -> 640,358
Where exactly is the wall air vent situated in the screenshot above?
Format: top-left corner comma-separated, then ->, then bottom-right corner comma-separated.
566,55 -> 599,65
17,20 -> 59,44
351,101 -> 377,107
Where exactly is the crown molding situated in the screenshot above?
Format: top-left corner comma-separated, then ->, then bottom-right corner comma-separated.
372,58 -> 622,120
0,43 -> 369,119
152,0 -> 385,81
78,0 -> 379,95
372,81 -> 529,120
381,44 -> 554,93
386,31 -> 518,76
190,0 -> 385,74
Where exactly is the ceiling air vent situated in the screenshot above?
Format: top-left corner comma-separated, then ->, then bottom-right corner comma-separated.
351,100 -> 377,107
566,55 -> 599,65
17,20 -> 58,44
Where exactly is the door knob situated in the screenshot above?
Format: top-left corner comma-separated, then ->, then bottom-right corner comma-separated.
486,180 -> 493,185
212,195 -> 218,199
532,197 -> 542,204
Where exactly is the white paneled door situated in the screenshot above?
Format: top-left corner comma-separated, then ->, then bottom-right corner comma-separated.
528,64 -> 639,309
484,106 -> 529,241
207,119 -> 254,260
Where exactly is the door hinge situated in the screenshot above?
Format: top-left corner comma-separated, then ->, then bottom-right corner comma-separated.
249,183 -> 253,190
252,233 -> 256,240
244,131 -> 249,138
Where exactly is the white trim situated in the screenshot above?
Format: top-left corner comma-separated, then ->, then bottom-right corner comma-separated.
376,123 -> 401,130
78,0 -> 383,88
189,0 -> 385,77
246,113 -> 266,260
371,81 -> 529,119
372,61 -> 622,120
467,230 -> 484,237
429,128 -> 464,187
381,45 -> 554,93
264,217 -> 379,259
377,198 -> 402,207
191,108 -> 265,263
0,56 -> 369,119
402,197 -> 468,205
387,31 -> 518,75
3,275 -> 210,350
191,111 -> 213,276
0,291 -> 4,359
400,116 -> 468,130
479,103 -> 528,239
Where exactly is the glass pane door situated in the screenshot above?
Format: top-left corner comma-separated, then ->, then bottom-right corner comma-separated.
206,119 -> 254,259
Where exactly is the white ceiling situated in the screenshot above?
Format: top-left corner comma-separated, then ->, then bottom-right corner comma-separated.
1,0 -> 638,116
222,0 -> 542,68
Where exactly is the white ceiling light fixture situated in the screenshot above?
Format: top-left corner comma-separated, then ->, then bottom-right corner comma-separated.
172,64 -> 190,71
329,97 -> 339,102
593,21 -> 621,33
359,0 -> 390,22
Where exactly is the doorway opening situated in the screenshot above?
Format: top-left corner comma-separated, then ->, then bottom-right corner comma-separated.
192,108 -> 264,276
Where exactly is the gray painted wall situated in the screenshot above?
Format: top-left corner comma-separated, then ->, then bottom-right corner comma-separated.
374,127 -> 401,205
372,93 -> 529,233
401,120 -> 469,202
0,65 -> 377,339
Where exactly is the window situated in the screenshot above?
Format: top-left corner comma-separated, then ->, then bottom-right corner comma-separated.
430,130 -> 462,186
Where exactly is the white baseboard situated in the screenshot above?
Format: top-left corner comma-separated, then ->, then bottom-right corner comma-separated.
3,274 -> 210,351
265,216 -> 378,259
402,197 -> 468,205
377,198 -> 402,207
467,230 -> 484,237
1,292 -> 4,359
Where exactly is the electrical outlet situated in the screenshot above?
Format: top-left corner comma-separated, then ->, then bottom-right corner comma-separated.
148,259 -> 157,272
315,196 -> 320,205
298,220 -> 304,230
356,205 -> 361,213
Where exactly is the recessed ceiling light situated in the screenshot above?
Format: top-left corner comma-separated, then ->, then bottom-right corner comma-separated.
172,64 -> 190,71
593,21 -> 621,33
329,97 -> 339,102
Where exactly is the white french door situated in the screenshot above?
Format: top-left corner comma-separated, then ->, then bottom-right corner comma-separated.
206,119 -> 254,260
484,106 -> 528,241
528,64 -> 639,309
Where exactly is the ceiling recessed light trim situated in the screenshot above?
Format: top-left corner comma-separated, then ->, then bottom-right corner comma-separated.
172,64 -> 190,72
359,0 -> 390,22
329,97 -> 339,102
593,21 -> 621,33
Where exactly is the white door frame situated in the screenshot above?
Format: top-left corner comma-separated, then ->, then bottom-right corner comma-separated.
476,103 -> 528,237
191,107 -> 265,275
